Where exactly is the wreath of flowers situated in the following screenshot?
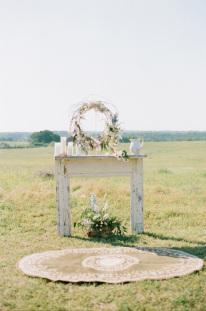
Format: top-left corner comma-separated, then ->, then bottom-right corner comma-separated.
70,101 -> 121,154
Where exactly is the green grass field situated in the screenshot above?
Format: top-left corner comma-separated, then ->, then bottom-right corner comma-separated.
0,142 -> 206,311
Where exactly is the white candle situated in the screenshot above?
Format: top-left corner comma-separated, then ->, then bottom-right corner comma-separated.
60,137 -> 67,155
54,142 -> 61,157
75,144 -> 81,155
67,142 -> 73,156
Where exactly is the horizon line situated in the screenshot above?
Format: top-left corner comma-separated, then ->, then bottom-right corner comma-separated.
1,129 -> 206,134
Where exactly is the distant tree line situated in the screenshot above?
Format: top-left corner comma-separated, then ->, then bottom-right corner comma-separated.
67,131 -> 206,142
119,131 -> 206,142
0,130 -> 61,148
30,130 -> 60,146
1,131 -> 206,147
0,142 -> 35,149
0,132 -> 31,141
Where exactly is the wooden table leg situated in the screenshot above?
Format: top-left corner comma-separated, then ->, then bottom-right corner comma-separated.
55,159 -> 71,236
130,158 -> 144,233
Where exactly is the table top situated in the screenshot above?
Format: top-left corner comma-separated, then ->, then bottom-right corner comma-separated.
55,154 -> 147,159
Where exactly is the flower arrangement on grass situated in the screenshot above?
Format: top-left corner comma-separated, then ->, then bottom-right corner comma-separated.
74,194 -> 127,238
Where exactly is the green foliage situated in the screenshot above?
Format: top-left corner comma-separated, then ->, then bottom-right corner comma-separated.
116,149 -> 129,161
74,201 -> 126,237
30,130 -> 60,145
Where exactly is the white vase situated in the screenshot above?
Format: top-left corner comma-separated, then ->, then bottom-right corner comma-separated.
129,139 -> 143,155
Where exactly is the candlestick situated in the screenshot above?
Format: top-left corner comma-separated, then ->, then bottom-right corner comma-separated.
60,137 -> 67,155
67,142 -> 73,156
75,144 -> 81,155
54,143 -> 61,157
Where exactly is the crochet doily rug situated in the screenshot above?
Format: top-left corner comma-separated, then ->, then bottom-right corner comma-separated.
18,247 -> 203,283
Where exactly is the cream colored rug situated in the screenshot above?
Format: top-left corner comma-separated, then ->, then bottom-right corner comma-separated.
18,247 -> 203,283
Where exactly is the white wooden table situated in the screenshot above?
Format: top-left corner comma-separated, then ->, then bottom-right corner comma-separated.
55,155 -> 146,236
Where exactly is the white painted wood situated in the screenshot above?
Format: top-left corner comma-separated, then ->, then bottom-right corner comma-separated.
55,155 -> 146,236
130,158 -> 144,233
66,157 -> 133,177
55,158 -> 71,236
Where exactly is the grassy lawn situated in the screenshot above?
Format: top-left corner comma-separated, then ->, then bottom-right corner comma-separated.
0,141 -> 205,311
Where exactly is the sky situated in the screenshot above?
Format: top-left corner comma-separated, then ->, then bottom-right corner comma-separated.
0,0 -> 206,132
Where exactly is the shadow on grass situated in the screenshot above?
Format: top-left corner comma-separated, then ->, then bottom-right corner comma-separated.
70,234 -> 140,247
142,231 -> 206,259
171,245 -> 206,259
69,229 -> 206,260
143,231 -> 206,246
70,231 -> 206,260
72,231 -> 205,248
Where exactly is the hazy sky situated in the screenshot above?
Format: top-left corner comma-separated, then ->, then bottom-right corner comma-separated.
0,0 -> 206,132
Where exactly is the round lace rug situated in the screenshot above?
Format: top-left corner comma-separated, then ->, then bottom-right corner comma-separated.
18,247 -> 203,283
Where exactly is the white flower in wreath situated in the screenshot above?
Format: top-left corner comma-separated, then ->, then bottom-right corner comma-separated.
69,101 -> 121,154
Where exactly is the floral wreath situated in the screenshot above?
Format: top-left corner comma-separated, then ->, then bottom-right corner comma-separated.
70,101 -> 121,154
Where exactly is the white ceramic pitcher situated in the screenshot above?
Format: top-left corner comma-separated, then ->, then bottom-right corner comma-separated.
129,138 -> 144,155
